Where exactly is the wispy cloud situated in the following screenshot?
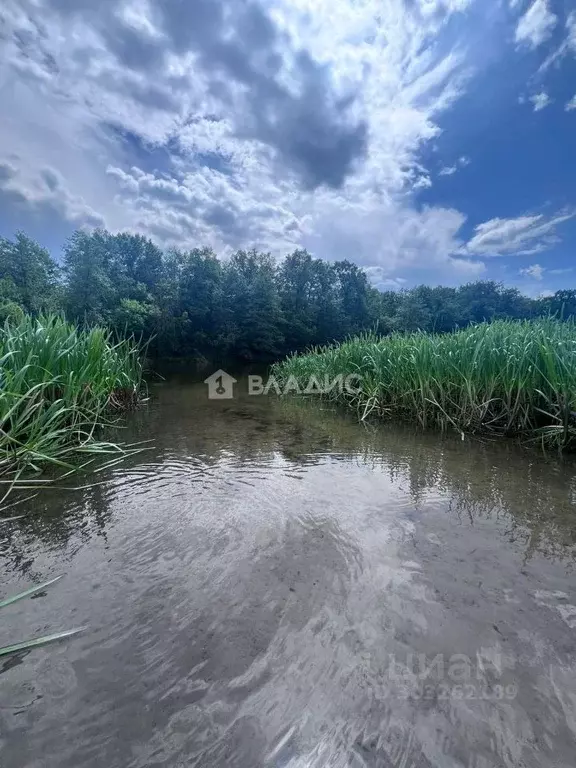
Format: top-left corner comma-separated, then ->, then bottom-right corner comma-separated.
463,211 -> 575,257
520,264 -> 573,283
520,263 -> 544,280
529,91 -> 552,111
565,95 -> 576,111
537,10 -> 576,72
515,0 -> 557,49
439,156 -> 471,176
364,267 -> 407,290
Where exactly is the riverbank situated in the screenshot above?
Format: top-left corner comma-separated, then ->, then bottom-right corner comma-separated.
0,314 -> 144,505
273,318 -> 576,450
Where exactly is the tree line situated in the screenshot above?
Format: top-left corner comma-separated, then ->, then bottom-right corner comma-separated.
1,229 -> 575,362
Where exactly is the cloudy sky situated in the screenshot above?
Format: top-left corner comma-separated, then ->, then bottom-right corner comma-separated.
0,0 -> 575,294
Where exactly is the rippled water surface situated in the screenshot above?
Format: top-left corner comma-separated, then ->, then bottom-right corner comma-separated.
2,378 -> 576,768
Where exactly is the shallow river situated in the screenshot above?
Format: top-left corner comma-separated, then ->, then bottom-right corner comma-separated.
1,378 -> 576,768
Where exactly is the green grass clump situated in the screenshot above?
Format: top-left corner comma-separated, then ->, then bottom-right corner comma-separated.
273,319 -> 576,451
0,314 -> 144,502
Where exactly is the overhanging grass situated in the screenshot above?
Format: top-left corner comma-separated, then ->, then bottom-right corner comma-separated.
0,565 -> 85,657
272,319 -> 576,451
0,314 -> 145,504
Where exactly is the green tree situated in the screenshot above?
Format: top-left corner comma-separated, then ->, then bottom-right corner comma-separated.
224,250 -> 284,360
278,250 -> 343,349
0,232 -> 59,313
178,248 -> 225,353
112,298 -> 160,337
540,290 -> 576,320
333,260 -> 372,336
63,230 -> 116,325
1,225 -> 574,362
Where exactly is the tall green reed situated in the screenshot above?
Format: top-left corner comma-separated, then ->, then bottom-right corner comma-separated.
0,314 -> 145,503
273,319 -> 576,451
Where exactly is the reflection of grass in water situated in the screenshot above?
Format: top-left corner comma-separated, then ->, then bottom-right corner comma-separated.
0,552 -> 84,657
277,396 -> 576,562
273,319 -> 576,450
2,383 -> 574,586
0,314 -> 146,507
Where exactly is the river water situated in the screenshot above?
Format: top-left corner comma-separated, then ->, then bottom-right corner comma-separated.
1,378 -> 576,768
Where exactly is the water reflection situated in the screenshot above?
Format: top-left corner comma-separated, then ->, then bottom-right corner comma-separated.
3,380 -> 575,573
1,380 -> 576,768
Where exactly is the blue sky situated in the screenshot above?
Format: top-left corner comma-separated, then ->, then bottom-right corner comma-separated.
0,0 -> 574,296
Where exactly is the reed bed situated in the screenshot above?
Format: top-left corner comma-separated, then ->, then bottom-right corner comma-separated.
0,314 -> 145,503
273,319 -> 576,450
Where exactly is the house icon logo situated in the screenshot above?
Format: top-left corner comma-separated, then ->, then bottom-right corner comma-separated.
204,369 -> 238,399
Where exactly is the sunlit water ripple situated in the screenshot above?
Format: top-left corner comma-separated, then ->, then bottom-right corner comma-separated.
1,380 -> 576,767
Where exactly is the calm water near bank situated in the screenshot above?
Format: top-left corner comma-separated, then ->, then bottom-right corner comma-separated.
1,377 -> 576,767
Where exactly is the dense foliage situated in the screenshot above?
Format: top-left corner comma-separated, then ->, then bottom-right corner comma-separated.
273,319 -> 576,450
0,314 -> 143,502
1,229 -> 575,361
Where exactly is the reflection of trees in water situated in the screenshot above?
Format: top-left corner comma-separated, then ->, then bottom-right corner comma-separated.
127,389 -> 576,562
0,481 -> 112,578
273,398 -> 576,563
2,385 -> 575,577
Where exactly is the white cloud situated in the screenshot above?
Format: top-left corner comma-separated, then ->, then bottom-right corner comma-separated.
0,0 -> 487,285
363,267 -> 407,290
520,263 -> 544,280
463,211 -> 575,257
566,95 -> 576,111
0,159 -> 104,228
439,155 -> 470,176
515,0 -> 557,49
0,0 -> 567,291
568,11 -> 576,50
538,11 -> 576,72
413,174 -> 433,189
529,91 -> 552,111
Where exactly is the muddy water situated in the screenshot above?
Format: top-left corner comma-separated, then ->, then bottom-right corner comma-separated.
1,379 -> 576,768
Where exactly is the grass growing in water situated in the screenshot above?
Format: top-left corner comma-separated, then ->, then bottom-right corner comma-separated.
273,319 -> 576,450
0,562 -> 85,657
0,314 -> 145,503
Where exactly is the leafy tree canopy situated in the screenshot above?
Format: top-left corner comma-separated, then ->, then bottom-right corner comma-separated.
0,228 -> 572,361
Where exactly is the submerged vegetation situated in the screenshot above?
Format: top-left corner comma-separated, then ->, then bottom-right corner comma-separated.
0,314 -> 144,503
274,319 -> 576,451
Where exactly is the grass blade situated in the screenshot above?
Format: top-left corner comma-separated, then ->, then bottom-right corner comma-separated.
0,575 -> 64,609
0,627 -> 87,657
